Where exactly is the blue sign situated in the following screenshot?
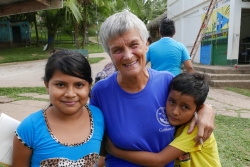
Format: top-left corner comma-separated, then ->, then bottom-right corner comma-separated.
216,12 -> 229,33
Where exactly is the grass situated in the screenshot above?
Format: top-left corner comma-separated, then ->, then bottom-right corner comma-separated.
225,87 -> 250,98
0,45 -> 49,64
54,41 -> 104,54
214,115 -> 250,167
0,164 -> 9,167
88,57 -> 105,64
0,40 -> 104,64
0,87 -> 47,101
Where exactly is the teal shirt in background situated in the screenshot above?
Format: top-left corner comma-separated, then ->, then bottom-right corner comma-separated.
146,37 -> 191,76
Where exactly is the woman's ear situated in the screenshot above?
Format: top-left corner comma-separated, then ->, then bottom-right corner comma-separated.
44,80 -> 49,94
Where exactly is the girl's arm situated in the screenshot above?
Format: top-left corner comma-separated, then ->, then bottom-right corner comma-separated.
12,136 -> 32,167
106,138 -> 184,167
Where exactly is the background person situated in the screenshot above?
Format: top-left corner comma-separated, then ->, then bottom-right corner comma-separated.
146,18 -> 194,76
105,72 -> 221,167
12,50 -> 104,167
95,62 -> 116,83
147,36 -> 153,45
90,11 -> 215,167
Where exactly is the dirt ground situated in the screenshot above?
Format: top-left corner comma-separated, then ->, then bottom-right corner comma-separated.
0,53 -> 111,87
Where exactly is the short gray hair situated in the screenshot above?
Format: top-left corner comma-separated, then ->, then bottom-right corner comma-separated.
99,10 -> 149,56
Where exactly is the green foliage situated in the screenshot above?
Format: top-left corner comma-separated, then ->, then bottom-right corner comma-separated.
39,9 -> 65,30
64,0 -> 82,22
150,0 -> 167,18
225,87 -> 250,97
141,0 -> 167,23
61,22 -> 75,36
0,165 -> 8,167
115,0 -> 144,15
214,115 -> 250,167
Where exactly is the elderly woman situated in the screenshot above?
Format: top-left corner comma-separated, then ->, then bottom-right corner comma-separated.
90,11 -> 214,167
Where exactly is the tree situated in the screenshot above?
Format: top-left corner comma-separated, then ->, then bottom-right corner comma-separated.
39,0 -> 167,51
39,0 -> 82,51
79,0 -> 145,48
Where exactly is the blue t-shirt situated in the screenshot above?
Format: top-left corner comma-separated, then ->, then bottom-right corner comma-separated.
90,69 -> 175,167
146,37 -> 191,76
16,105 -> 104,167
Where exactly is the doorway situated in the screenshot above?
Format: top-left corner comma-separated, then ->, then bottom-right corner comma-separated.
239,8 -> 250,64
12,26 -> 21,43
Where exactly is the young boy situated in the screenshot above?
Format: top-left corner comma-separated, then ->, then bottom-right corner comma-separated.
105,72 -> 221,167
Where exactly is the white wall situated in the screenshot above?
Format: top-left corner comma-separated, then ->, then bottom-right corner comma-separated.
168,0 -> 209,17
168,0 -> 184,17
174,18 -> 182,41
167,0 -> 211,63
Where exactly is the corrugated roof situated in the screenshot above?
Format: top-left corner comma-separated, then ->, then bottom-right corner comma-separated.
0,0 -> 63,17
146,11 -> 167,30
0,0 -> 25,5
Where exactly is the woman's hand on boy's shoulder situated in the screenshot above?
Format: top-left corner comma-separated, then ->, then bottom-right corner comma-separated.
187,103 -> 215,145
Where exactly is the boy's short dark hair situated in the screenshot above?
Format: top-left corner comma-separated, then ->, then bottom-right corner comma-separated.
160,18 -> 175,37
169,72 -> 209,110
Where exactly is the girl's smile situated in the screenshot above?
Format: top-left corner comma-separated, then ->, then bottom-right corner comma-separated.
45,70 -> 91,117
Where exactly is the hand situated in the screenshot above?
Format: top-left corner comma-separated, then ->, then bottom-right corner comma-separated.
95,156 -> 105,167
188,103 -> 215,145
105,137 -> 117,155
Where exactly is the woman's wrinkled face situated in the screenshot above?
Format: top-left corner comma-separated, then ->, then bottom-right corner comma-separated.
108,29 -> 148,78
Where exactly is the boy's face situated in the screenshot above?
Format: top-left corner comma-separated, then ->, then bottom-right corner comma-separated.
166,90 -> 197,126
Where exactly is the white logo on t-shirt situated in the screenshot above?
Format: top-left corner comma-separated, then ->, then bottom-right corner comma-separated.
156,107 -> 175,132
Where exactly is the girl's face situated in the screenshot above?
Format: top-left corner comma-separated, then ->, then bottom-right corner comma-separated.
44,70 -> 91,116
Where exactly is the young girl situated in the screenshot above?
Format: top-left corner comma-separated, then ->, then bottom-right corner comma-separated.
12,50 -> 104,167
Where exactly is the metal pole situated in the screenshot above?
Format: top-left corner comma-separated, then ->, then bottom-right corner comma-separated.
96,5 -> 99,49
86,31 -> 88,44
40,30 -> 43,44
56,31 -> 61,46
26,31 -> 28,47
72,31 -> 75,45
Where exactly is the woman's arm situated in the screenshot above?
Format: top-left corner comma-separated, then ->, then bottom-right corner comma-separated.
12,136 -> 32,167
188,103 -> 215,144
106,138 -> 184,167
96,156 -> 105,167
